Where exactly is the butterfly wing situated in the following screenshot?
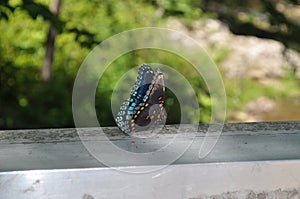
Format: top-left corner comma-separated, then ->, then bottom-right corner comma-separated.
133,69 -> 166,131
115,64 -> 166,134
115,64 -> 155,133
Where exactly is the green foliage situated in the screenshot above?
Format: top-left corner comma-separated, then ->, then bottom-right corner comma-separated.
0,0 -> 211,129
0,0 -> 15,20
2,0 -> 299,129
156,0 -> 202,26
225,73 -> 300,118
0,63 -> 74,128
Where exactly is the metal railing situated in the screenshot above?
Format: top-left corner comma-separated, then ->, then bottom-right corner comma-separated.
1,121 -> 300,198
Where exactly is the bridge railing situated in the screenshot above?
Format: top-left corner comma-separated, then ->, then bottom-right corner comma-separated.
1,121 -> 300,198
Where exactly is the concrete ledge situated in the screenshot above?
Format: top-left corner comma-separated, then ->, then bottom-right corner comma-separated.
1,121 -> 300,198
1,160 -> 300,198
0,121 -> 300,171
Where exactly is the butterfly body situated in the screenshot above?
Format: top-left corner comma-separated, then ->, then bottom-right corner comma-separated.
115,64 -> 166,134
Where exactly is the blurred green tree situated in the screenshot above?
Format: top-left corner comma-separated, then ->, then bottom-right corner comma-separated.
2,0 -> 298,129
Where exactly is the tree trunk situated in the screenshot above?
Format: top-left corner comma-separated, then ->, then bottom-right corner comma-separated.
41,0 -> 62,81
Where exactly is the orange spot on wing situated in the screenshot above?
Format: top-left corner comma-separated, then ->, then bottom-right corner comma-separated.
149,82 -> 157,97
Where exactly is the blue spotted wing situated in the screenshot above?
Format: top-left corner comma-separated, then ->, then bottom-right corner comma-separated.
115,64 -> 166,134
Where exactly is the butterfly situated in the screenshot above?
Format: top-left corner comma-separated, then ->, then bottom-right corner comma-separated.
115,64 -> 167,134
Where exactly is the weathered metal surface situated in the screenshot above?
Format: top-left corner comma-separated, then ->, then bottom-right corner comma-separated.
1,121 -> 300,198
1,121 -> 300,171
1,160 -> 300,198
